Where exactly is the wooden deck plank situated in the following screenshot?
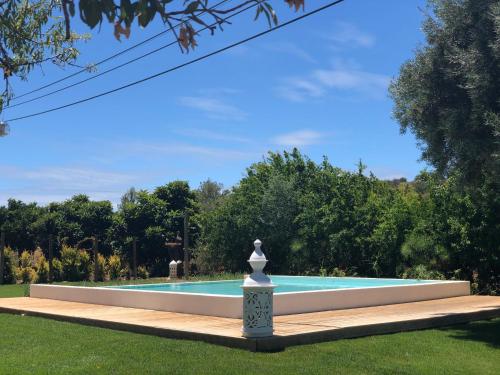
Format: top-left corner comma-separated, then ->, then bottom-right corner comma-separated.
0,296 -> 499,351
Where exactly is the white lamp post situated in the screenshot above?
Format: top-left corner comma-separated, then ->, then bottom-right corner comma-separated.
241,239 -> 275,338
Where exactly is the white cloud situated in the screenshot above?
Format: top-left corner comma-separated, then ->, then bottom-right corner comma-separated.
314,68 -> 390,96
121,141 -> 257,160
174,128 -> 251,144
178,95 -> 247,121
0,165 -> 139,205
23,167 -> 135,189
276,61 -> 390,102
273,130 -> 325,147
263,42 -> 317,64
327,22 -> 375,48
276,78 -> 325,102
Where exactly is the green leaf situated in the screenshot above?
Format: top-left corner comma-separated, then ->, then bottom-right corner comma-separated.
120,0 -> 132,20
254,5 -> 263,21
185,1 -> 200,13
79,0 -> 103,29
69,1 -> 75,17
102,0 -> 116,22
264,3 -> 278,25
262,7 -> 272,28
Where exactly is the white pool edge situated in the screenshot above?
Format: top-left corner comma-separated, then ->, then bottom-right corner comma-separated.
30,279 -> 470,319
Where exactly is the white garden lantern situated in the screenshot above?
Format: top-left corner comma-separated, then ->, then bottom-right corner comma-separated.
169,260 -> 178,279
241,239 -> 275,338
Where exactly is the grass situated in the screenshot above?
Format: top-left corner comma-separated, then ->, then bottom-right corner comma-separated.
0,311 -> 498,374
0,282 -> 498,374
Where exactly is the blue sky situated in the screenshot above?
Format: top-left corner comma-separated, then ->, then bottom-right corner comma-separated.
0,0 -> 428,206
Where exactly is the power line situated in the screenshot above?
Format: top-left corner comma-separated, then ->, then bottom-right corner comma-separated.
5,0 -> 261,110
6,0 -> 346,123
9,0 -> 231,101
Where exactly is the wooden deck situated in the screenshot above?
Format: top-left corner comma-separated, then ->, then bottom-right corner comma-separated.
1,296 -> 499,352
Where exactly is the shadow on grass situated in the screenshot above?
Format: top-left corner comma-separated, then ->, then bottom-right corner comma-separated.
439,318 -> 500,349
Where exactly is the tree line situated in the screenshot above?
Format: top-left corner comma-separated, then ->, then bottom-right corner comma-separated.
0,149 -> 498,293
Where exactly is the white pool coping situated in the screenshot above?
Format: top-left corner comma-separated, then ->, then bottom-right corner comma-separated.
30,277 -> 470,319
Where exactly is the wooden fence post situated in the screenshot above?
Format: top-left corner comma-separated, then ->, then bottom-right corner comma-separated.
0,231 -> 5,285
48,234 -> 53,283
93,236 -> 99,282
132,238 -> 137,280
183,213 -> 189,278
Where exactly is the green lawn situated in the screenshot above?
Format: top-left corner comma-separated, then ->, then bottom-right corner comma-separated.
0,284 -> 498,374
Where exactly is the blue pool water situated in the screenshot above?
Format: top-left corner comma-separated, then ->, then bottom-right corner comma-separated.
110,276 -> 436,296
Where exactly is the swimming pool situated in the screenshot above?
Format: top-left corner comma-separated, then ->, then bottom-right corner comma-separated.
30,276 -> 470,318
111,276 -> 436,296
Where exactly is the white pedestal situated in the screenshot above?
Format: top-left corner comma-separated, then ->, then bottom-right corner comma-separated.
242,286 -> 274,337
169,260 -> 177,279
241,239 -> 275,338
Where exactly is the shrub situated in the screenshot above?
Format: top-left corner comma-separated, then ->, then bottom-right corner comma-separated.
51,258 -> 63,282
17,250 -> 36,284
94,253 -> 107,282
330,267 -> 348,277
60,246 -> 91,281
137,265 -> 149,279
1,247 -> 17,284
107,254 -> 122,280
193,243 -> 224,274
32,248 -> 44,267
402,264 -> 445,280
19,250 -> 32,268
35,254 -> 50,284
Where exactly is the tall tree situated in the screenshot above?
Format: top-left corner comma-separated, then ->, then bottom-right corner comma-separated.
390,0 -> 500,291
196,179 -> 226,212
389,0 -> 500,187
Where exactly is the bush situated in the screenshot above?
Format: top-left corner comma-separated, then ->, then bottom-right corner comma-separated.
51,258 -> 63,282
60,246 -> 91,281
137,265 -> 149,279
193,243 -> 224,274
107,254 -> 122,280
17,250 -> 36,284
94,253 -> 107,282
402,264 -> 445,280
1,247 -> 17,284
35,254 -> 50,284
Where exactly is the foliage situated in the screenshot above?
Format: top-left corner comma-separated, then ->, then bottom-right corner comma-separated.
1,199 -> 43,251
0,0 -> 87,110
107,254 -> 122,280
402,264 -> 445,280
195,179 -> 226,212
94,253 -> 107,282
197,150 -> 498,292
1,247 -> 17,284
0,154 -> 497,291
137,265 -> 149,279
199,150 -> 411,276
51,258 -> 64,282
113,182 -> 196,275
35,253 -> 50,284
16,250 -> 36,284
60,246 -> 91,281
389,0 -> 500,187
389,0 -> 500,293
56,195 -> 114,250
